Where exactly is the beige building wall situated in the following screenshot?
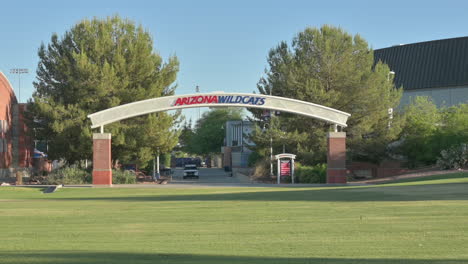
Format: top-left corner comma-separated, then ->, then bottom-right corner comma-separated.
401,86 -> 468,107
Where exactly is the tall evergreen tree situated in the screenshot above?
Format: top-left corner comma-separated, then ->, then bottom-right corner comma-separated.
254,25 -> 403,164
177,119 -> 195,152
29,16 -> 180,167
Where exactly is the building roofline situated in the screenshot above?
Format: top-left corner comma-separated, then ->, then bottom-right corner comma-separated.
374,36 -> 468,90
375,36 -> 468,51
0,71 -> 18,103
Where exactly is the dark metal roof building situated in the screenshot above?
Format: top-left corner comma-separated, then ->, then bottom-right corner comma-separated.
374,37 -> 468,106
374,37 -> 468,91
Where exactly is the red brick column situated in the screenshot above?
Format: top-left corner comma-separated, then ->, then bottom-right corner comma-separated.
93,133 -> 112,185
327,132 -> 347,184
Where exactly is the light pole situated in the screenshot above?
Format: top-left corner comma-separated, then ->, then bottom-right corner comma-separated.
387,71 -> 395,128
154,147 -> 160,180
269,87 -> 273,177
9,68 -> 28,103
269,126 -> 273,176
268,72 -> 282,176
262,122 -> 273,177
280,127 -> 286,153
196,85 -> 200,121
157,148 -> 160,178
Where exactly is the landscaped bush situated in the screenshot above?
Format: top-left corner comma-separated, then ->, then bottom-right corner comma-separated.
295,163 -> 327,183
251,158 -> 273,182
248,151 -> 264,167
45,167 -> 91,185
112,169 -> 137,184
437,143 -> 468,170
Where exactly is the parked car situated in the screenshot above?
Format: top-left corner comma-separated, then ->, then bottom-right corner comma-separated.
183,164 -> 199,179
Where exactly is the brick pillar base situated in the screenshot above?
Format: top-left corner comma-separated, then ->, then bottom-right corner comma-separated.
327,132 -> 347,184
92,133 -> 112,185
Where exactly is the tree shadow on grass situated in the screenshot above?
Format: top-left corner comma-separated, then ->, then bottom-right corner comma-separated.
56,182 -> 468,202
376,172 -> 468,184
1,251 -> 467,264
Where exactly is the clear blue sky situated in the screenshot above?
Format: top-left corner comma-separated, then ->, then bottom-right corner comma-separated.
1,0 -> 467,121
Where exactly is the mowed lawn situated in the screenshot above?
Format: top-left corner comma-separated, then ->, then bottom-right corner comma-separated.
1,173 -> 468,264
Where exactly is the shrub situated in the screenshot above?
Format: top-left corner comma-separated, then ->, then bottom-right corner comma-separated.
248,151 -> 264,167
296,163 -> 327,183
45,167 -> 91,185
437,143 -> 468,170
251,158 -> 273,182
112,169 -> 137,184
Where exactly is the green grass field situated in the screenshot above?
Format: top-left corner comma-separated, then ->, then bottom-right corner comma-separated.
1,172 -> 468,264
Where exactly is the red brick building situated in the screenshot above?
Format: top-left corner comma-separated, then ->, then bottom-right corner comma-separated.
0,71 -> 32,178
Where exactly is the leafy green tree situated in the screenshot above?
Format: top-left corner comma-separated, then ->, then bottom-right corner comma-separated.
189,108 -> 243,155
253,25 -> 403,164
29,16 -> 179,167
399,97 -> 468,167
441,103 -> 468,147
402,97 -> 440,137
398,96 -> 440,166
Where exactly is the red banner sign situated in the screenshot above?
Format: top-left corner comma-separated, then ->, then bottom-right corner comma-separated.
280,160 -> 291,176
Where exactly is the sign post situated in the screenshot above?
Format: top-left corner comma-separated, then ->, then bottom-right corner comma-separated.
274,153 -> 296,184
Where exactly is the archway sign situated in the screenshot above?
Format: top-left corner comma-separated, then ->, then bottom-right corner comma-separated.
88,92 -> 350,185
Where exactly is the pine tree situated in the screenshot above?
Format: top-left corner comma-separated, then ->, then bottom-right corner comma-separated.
29,16 -> 180,167
255,25 -> 403,164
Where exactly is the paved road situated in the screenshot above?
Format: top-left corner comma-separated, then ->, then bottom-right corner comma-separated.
171,168 -> 243,184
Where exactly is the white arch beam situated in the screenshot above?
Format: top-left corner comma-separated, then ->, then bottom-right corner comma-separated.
88,92 -> 350,129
